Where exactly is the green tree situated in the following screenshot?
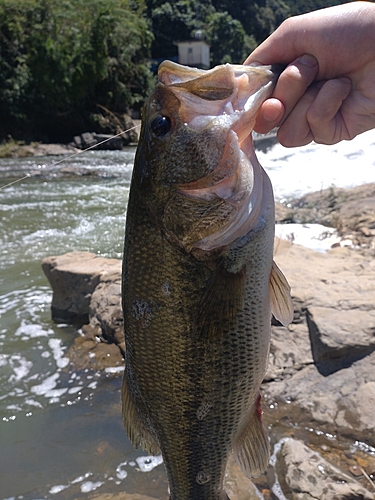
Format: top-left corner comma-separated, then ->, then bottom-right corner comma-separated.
148,0 -> 215,59
206,11 -> 255,65
284,0 -> 342,16
254,0 -> 290,41
0,0 -> 154,142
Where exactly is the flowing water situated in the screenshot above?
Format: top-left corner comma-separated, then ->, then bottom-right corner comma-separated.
1,131 -> 375,499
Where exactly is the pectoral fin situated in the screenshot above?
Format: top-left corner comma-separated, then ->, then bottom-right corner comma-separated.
122,374 -> 160,456
269,260 -> 293,327
233,394 -> 270,478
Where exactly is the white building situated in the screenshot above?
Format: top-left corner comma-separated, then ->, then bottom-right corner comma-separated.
177,40 -> 210,69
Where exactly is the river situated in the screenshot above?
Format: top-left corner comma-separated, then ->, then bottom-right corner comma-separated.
0,131 -> 374,499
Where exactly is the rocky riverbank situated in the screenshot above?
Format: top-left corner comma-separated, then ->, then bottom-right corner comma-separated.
0,117 -> 141,158
42,183 -> 375,500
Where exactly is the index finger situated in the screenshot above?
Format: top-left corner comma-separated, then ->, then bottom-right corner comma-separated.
272,54 -> 318,126
252,54 -> 319,133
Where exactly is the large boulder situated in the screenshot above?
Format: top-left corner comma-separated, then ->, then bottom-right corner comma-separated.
42,252 -> 121,325
42,252 -> 124,370
265,242 -> 375,447
274,438 -> 373,500
275,182 -> 375,253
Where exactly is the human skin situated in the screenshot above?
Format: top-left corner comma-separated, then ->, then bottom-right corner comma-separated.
244,1 -> 375,146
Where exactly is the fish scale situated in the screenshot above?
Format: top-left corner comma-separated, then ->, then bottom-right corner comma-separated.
122,61 -> 293,500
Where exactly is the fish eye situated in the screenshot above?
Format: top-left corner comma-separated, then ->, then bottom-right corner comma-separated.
150,115 -> 171,137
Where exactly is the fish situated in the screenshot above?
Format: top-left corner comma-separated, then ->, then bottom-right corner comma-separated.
121,60 -> 293,500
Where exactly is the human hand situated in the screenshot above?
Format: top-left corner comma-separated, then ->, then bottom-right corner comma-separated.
245,2 -> 375,146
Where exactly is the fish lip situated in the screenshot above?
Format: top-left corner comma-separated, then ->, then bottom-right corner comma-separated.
158,62 -> 279,137
173,64 -> 278,193
228,65 -> 278,143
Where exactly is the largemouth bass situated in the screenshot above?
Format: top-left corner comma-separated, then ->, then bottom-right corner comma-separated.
122,61 -> 293,500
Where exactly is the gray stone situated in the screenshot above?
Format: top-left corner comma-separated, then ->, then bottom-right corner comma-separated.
306,306 -> 375,363
42,251 -> 121,324
67,335 -> 124,371
89,279 -> 124,346
265,351 -> 375,447
275,438 -> 373,500
274,242 -> 375,312
81,132 -> 97,148
265,323 -> 313,381
93,133 -> 123,150
276,183 -> 375,253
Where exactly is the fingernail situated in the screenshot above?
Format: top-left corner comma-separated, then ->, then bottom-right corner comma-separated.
299,54 -> 318,68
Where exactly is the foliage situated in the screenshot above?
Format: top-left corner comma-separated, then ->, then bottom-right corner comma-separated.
284,0 -> 343,16
0,136 -> 24,158
148,0 -> 214,59
0,0 -> 370,142
147,1 -> 254,66
147,0 -> 357,68
205,11 -> 255,66
0,0 -> 154,142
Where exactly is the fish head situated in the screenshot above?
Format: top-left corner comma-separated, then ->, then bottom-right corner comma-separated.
137,61 -> 280,254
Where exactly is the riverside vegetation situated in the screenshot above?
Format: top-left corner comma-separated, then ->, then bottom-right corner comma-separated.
1,0 -> 352,144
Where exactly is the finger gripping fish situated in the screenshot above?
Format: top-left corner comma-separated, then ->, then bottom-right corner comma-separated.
122,61 -> 293,500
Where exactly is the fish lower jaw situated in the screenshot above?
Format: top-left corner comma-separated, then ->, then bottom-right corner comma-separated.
191,148 -> 268,251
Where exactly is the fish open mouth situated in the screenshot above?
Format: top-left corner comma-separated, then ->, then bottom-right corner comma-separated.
158,61 -> 279,250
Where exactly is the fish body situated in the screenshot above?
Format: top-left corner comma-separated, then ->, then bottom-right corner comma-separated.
122,61 -> 293,500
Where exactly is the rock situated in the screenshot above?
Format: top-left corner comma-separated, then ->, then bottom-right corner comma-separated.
58,165 -> 121,179
306,306 -> 375,364
89,279 -> 124,346
42,252 -> 121,324
265,323 -> 313,381
275,243 -> 375,310
67,334 -> 124,371
253,130 -> 278,152
265,351 -> 375,447
41,227 -> 375,497
81,132 -> 97,148
263,241 -> 375,446
276,183 -> 375,253
42,251 -> 125,368
273,242 -> 375,373
87,112 -> 139,146
4,142 -> 80,157
275,438 -> 374,500
73,132 -> 124,150
92,134 -> 124,150
59,166 -> 100,177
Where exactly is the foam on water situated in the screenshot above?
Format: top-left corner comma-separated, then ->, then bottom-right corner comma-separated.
259,129 -> 375,200
136,454 -> 164,472
269,437 -> 291,500
0,284 -> 104,416
7,355 -> 33,382
43,454 -> 165,498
